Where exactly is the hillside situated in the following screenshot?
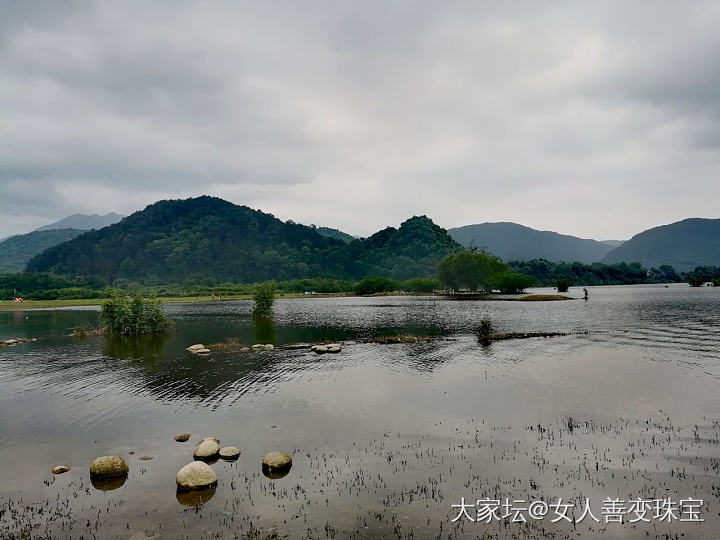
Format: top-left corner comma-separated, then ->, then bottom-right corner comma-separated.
36,212 -> 124,231
602,218 -> 720,271
448,222 -> 615,263
315,226 -> 355,243
26,197 -> 460,283
0,229 -> 84,273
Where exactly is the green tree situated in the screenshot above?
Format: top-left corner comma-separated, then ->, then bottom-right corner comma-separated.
354,277 -> 399,295
437,250 -> 508,291
489,273 -> 536,294
252,281 -> 277,318
556,278 -> 571,292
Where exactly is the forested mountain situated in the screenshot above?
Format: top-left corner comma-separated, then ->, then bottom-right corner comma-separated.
314,226 -> 355,243
602,218 -> 720,271
0,229 -> 84,273
26,197 -> 460,283
35,212 -> 124,231
448,222 -> 616,263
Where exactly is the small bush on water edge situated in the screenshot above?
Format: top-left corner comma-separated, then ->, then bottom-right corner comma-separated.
477,318 -> 494,340
100,292 -> 172,335
252,281 -> 277,318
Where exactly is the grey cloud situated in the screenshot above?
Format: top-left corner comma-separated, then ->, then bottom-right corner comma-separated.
0,1 -> 719,238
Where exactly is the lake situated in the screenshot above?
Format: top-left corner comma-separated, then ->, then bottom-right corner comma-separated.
1,285 -> 719,539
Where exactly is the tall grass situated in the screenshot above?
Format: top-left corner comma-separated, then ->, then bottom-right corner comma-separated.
100,292 -> 172,335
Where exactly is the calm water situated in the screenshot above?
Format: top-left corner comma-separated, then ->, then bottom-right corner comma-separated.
1,285 -> 719,539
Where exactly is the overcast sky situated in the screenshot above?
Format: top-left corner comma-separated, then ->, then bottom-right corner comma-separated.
1,1 -> 719,240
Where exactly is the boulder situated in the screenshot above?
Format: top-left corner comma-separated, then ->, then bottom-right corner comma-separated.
186,344 -> 205,352
313,345 -> 329,354
201,436 -> 220,444
176,461 -> 217,491
174,433 -> 191,442
262,451 -> 292,472
193,439 -> 220,460
240,347 -> 251,353
90,456 -> 129,478
251,344 -> 264,350
263,344 -> 275,350
327,345 -> 341,353
52,465 -> 71,474
219,446 -> 240,460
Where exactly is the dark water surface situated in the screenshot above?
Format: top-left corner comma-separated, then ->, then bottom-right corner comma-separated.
1,285 -> 719,539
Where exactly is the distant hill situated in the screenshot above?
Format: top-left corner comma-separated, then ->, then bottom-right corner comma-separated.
315,226 -> 355,243
602,218 -> 720,271
36,213 -> 124,232
26,197 -> 460,283
600,240 -> 624,248
0,229 -> 84,273
448,222 -> 615,263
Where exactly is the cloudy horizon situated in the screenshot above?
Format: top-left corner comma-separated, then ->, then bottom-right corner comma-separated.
2,1 -> 719,240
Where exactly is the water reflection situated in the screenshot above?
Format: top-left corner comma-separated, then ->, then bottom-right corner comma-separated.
103,333 -> 171,363
90,476 -> 127,491
253,317 -> 276,345
176,485 -> 216,507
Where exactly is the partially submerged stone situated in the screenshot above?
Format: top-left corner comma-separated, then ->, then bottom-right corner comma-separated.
219,446 -> 240,460
186,344 -> 205,352
201,436 -> 220,444
251,344 -> 264,350
137,456 -> 153,460
312,345 -> 329,354
52,465 -> 71,474
90,456 -> 129,478
195,348 -> 211,355
263,344 -> 275,350
176,461 -> 217,491
193,439 -> 220,460
174,433 -> 191,442
262,452 -> 292,477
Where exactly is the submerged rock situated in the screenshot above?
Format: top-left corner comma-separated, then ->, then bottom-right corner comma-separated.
174,433 -> 191,442
262,452 -> 292,477
239,347 -> 251,353
176,461 -> 217,491
52,465 -> 71,474
195,348 -> 211,355
263,344 -> 275,350
327,345 -> 341,353
186,344 -> 206,352
312,345 -> 329,354
193,439 -> 220,460
219,446 -> 240,460
89,456 -> 129,478
137,456 -> 153,460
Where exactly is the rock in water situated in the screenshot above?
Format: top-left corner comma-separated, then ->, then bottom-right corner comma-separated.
193,439 -> 220,460
239,347 -> 251,353
176,461 -> 217,491
251,344 -> 264,350
174,433 -> 191,442
90,456 -> 129,478
52,465 -> 71,474
262,452 -> 292,472
195,348 -> 211,355
201,436 -> 220,444
327,345 -> 341,353
219,446 -> 240,460
186,344 -> 205,352
263,344 -> 275,350
313,345 -> 329,354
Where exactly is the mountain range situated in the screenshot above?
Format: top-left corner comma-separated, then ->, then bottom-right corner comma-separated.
4,198 -> 719,281
35,213 -> 124,232
448,222 -> 620,264
27,197 -> 459,283
601,218 -> 720,271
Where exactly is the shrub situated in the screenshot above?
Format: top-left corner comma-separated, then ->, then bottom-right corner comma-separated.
400,278 -> 441,292
688,274 -> 705,287
477,318 -> 494,340
252,281 -> 277,318
556,279 -> 571,292
100,292 -> 172,335
354,277 -> 399,295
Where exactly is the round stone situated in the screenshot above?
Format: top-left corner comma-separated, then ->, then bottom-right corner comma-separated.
176,461 -> 217,491
219,446 -> 240,460
52,465 -> 71,474
313,345 -> 329,354
193,439 -> 220,460
262,452 -> 292,472
90,456 -> 129,478
263,344 -> 275,350
174,433 -> 191,442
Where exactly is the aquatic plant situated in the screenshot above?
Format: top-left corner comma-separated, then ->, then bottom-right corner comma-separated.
556,278 -> 571,292
252,281 -> 277,318
477,318 -> 494,340
100,292 -> 172,335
